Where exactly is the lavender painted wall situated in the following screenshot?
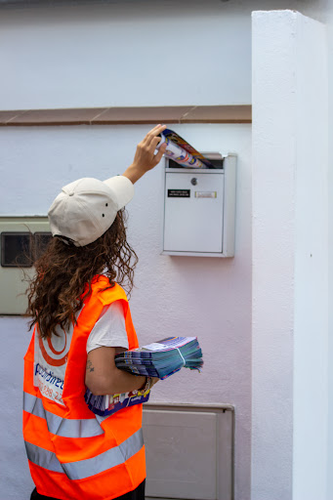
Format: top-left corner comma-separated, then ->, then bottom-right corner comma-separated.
0,123 -> 252,499
326,2 -> 333,499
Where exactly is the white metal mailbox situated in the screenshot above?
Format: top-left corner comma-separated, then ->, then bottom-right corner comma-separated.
162,153 -> 237,257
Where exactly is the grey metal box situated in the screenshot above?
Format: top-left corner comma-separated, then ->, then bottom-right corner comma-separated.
143,403 -> 234,500
0,217 -> 50,315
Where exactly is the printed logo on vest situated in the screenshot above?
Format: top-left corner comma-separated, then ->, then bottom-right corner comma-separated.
34,362 -> 65,406
34,327 -> 72,406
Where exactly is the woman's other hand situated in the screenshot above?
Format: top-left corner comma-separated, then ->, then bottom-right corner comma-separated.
123,124 -> 167,184
150,377 -> 160,387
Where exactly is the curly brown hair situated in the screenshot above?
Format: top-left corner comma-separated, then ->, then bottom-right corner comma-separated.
27,208 -> 138,339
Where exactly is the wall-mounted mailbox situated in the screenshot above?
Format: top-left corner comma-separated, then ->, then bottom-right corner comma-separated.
162,153 -> 236,257
0,217 -> 51,315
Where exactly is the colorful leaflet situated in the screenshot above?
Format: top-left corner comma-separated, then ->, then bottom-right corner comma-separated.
157,129 -> 216,169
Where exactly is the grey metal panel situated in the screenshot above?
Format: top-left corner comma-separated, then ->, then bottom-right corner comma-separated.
142,403 -> 234,500
0,217 -> 50,315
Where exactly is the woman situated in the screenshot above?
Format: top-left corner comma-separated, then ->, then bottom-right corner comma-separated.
23,125 -> 167,500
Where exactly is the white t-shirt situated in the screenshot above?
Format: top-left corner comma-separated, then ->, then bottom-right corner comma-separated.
86,300 -> 129,354
85,299 -> 139,413
34,299 -> 130,409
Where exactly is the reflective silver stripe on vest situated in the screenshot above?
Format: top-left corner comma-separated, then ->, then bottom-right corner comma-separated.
24,429 -> 144,480
25,441 -> 64,474
23,391 -> 105,438
63,428 -> 144,480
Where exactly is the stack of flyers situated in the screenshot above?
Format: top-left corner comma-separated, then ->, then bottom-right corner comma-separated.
84,337 -> 203,417
114,336 -> 203,380
85,384 -> 151,417
157,129 -> 216,169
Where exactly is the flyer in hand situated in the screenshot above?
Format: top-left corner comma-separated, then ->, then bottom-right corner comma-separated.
85,384 -> 151,417
157,129 -> 216,169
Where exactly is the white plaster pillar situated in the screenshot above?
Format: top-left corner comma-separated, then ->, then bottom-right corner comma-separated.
252,10 -> 328,500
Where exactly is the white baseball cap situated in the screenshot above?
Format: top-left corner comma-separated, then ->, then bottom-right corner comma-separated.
48,176 -> 134,247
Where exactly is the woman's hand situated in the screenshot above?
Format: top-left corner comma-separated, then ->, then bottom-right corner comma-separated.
150,377 -> 159,387
123,124 -> 167,184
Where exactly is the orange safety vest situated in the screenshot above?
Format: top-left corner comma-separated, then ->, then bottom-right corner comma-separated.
23,276 -> 146,500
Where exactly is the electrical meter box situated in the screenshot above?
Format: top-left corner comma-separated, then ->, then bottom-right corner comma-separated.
0,217 -> 51,315
162,153 -> 236,257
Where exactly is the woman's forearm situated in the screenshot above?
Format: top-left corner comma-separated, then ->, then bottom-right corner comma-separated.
85,348 -> 148,396
87,366 -> 146,396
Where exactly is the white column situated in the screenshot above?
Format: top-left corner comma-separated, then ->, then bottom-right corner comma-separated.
252,10 -> 328,500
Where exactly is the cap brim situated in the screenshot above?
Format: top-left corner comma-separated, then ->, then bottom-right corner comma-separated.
103,175 -> 135,210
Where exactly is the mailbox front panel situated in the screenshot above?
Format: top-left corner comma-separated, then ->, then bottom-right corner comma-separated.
163,171 -> 224,254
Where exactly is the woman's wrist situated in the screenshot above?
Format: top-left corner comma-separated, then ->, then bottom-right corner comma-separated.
138,376 -> 152,394
122,164 -> 144,184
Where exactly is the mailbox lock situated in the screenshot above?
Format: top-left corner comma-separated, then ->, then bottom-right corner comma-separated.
191,177 -> 198,186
